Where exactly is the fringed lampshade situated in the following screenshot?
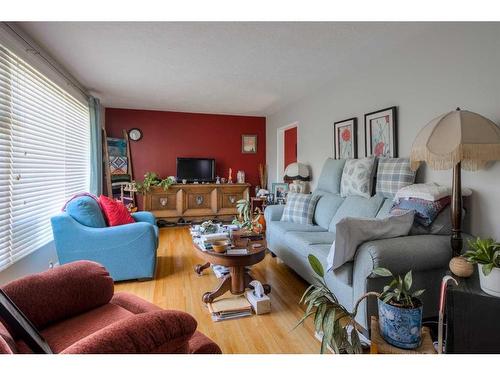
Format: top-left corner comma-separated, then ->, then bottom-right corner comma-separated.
410,108 -> 500,259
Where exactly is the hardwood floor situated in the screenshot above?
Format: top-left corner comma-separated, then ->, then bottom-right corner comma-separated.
114,227 -> 320,354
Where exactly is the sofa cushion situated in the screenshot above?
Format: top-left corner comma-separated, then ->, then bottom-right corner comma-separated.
268,221 -> 326,237
375,197 -> 393,219
15,303 -> 135,353
60,310 -> 198,354
329,194 -> 385,232
316,158 -> 346,195
65,195 -> 106,228
281,193 -> 320,225
340,157 -> 376,198
313,194 -> 344,229
309,244 -> 353,286
284,231 -> 336,256
376,158 -> 416,198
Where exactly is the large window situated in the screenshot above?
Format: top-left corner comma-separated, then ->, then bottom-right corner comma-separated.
0,44 -> 90,271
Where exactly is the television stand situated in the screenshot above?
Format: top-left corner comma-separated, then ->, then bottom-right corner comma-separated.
143,183 -> 250,223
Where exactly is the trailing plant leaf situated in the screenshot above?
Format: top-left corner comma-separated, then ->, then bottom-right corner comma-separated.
297,254 -> 381,354
373,267 -> 393,277
133,172 -> 175,194
308,254 -> 324,277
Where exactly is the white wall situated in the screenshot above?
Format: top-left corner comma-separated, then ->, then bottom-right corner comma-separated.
267,23 -> 500,239
0,242 -> 58,285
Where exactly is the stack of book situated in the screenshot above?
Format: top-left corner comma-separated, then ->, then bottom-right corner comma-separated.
207,295 -> 253,321
211,264 -> 230,279
192,232 -> 229,251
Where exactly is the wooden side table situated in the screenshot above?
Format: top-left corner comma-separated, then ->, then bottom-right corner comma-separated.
446,271 -> 500,353
370,317 -> 436,354
250,197 -> 267,213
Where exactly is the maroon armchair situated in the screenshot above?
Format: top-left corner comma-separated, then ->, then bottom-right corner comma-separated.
0,261 -> 221,354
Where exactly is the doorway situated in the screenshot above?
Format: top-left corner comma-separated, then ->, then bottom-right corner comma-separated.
277,122 -> 298,181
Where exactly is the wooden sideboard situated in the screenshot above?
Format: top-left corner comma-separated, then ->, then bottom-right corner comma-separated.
143,183 -> 250,223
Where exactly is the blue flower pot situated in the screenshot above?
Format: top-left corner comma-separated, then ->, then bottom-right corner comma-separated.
377,298 -> 423,349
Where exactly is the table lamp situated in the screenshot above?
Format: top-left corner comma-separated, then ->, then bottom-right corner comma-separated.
410,108 -> 500,275
284,162 -> 311,193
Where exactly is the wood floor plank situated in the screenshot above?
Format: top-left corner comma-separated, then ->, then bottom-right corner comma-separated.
114,227 -> 319,354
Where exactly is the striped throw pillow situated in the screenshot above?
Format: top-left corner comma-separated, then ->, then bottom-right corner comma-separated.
281,193 -> 320,225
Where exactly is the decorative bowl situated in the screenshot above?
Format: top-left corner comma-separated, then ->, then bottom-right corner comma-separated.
212,240 -> 230,253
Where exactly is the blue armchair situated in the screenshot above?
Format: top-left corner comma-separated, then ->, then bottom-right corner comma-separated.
50,196 -> 158,281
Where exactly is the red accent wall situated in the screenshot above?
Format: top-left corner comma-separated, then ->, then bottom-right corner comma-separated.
284,126 -> 297,170
105,108 -> 266,207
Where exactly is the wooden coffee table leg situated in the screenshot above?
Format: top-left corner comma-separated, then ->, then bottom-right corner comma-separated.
195,262 -> 211,275
230,266 -> 246,294
202,274 -> 231,303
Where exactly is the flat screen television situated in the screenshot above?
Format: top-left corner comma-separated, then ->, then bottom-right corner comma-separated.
176,158 -> 215,182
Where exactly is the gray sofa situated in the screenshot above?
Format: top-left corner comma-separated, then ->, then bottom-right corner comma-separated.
265,158 -> 453,331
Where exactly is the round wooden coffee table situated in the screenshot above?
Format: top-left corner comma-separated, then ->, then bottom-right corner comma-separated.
193,233 -> 271,303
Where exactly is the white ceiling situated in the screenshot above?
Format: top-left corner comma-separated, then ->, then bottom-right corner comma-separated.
18,22 -> 438,116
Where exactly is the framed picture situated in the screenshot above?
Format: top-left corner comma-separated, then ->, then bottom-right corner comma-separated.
272,183 -> 289,200
364,106 -> 398,157
241,134 -> 257,153
333,117 -> 357,159
0,289 -> 53,353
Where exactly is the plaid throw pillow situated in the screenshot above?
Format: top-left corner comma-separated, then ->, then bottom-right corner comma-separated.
281,193 -> 320,225
376,158 -> 416,198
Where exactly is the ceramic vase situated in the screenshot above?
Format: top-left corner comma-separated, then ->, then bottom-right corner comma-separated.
478,265 -> 500,297
377,298 -> 423,349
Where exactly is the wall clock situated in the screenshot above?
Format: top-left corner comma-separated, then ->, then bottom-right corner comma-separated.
128,128 -> 142,141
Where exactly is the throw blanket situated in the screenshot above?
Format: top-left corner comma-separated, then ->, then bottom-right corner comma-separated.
327,210 -> 415,271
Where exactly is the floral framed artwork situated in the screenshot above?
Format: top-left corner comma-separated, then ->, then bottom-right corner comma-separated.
241,134 -> 257,153
333,117 -> 357,159
364,106 -> 398,157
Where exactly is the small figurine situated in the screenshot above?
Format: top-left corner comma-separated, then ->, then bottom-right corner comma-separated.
215,176 -> 221,184
228,168 -> 233,184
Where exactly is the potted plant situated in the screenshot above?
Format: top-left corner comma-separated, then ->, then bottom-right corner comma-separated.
296,254 -> 379,353
132,172 -> 176,194
232,199 -> 262,233
373,267 -> 425,349
297,254 -> 425,353
463,237 -> 500,297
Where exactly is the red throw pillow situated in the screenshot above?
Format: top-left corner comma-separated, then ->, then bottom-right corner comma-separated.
98,195 -> 135,226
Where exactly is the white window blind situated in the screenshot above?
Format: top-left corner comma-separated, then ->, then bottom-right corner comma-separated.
0,44 -> 90,271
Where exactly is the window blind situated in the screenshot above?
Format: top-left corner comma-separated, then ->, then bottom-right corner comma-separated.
0,44 -> 90,271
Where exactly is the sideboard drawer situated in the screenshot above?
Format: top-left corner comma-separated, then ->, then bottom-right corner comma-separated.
220,190 -> 244,210
151,192 -> 178,211
183,187 -> 217,216
218,185 -> 250,215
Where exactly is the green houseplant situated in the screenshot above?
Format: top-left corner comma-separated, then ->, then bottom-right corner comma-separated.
232,199 -> 262,233
463,237 -> 500,297
296,255 -> 379,354
373,267 -> 425,349
133,172 -> 176,194
297,255 -> 425,353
